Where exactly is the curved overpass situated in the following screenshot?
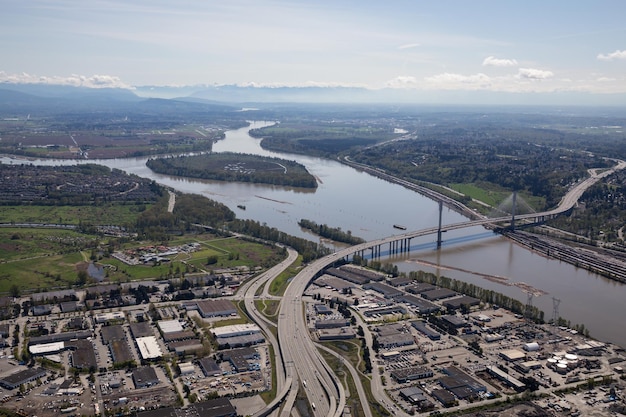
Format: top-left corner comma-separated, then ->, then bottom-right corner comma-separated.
276,159 -> 624,416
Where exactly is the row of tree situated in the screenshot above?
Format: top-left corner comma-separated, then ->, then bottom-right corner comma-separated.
298,218 -> 365,244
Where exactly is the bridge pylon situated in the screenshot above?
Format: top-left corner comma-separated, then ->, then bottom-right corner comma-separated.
436,201 -> 443,249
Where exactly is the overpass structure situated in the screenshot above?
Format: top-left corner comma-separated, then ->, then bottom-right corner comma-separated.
274,159 -> 625,417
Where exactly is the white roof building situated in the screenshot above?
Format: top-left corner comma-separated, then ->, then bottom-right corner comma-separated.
29,341 -> 65,355
178,362 -> 195,375
135,336 -> 162,360
158,319 -> 184,334
211,323 -> 261,338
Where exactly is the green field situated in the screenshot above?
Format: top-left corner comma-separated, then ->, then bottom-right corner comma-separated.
0,228 -> 285,294
449,182 -> 545,212
0,204 -> 150,225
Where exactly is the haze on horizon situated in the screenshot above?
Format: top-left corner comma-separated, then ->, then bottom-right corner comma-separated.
1,0 -> 626,105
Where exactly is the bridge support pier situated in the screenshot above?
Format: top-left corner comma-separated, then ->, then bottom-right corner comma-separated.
436,201 -> 443,249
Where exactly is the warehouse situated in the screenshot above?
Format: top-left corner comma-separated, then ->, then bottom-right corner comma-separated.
211,323 -> 260,338
315,318 -> 350,329
130,322 -> 154,338
317,327 -> 356,341
443,296 -> 481,311
314,275 -> 354,292
432,389 -> 456,407
67,339 -> 98,370
487,365 -> 526,391
363,305 -> 407,318
440,366 -> 487,395
158,319 -> 184,334
178,362 -> 195,375
132,366 -> 160,388
29,341 -> 65,355
405,283 -> 437,294
168,339 -> 204,355
110,339 -> 134,364
135,336 -> 163,360
94,311 -> 125,324
101,325 -> 126,343
378,334 -> 414,349
421,288 -> 457,301
391,366 -> 433,383
500,349 -> 526,362
0,367 -> 47,390
399,386 -> 428,404
29,330 -> 91,345
362,282 -> 403,299
388,276 -> 414,287
217,333 -> 265,348
396,294 -> 440,315
195,299 -> 237,318
199,358 -> 221,377
411,320 -> 441,341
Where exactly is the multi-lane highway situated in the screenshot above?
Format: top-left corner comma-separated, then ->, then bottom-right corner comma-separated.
272,158 -> 625,416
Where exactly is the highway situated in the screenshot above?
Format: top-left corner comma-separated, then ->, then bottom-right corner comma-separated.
239,246 -> 299,414
274,158 -> 625,416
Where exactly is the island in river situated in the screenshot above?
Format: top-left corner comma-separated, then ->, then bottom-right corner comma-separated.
146,152 -> 318,188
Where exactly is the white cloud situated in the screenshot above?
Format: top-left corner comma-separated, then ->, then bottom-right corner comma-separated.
385,76 -> 419,88
397,43 -> 421,50
0,72 -> 132,89
517,68 -> 554,80
424,72 -> 492,89
482,56 -> 518,67
597,50 -> 626,61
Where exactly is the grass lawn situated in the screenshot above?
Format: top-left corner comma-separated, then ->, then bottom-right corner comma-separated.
269,255 -> 303,296
0,228 -> 286,294
450,182 -> 544,212
0,204 -> 150,225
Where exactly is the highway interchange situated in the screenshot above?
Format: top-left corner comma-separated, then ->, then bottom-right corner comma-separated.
242,158 -> 625,417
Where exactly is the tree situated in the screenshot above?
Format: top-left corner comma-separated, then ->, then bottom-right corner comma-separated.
76,270 -> 88,287
9,284 -> 20,298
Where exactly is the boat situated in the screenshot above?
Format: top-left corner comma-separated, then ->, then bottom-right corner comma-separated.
393,224 -> 407,230
237,205 -> 246,210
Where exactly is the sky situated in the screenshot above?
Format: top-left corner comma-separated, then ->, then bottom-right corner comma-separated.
1,0 -> 626,103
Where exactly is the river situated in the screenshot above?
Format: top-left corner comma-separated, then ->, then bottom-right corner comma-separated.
3,121 -> 625,348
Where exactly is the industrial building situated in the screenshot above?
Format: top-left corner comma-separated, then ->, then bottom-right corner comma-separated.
135,336 -> 163,360
221,347 -> 259,373
362,282 -> 403,299
158,319 -> 184,334
212,324 -> 264,348
199,358 -> 221,377
421,288 -> 458,301
500,349 -> 526,362
396,294 -> 440,315
443,296 -> 481,311
67,339 -> 98,370
132,366 -> 160,388
411,320 -> 441,340
405,283 -> 437,294
94,311 -> 125,324
315,318 -> 350,329
130,321 -> 155,338
388,276 -> 414,287
168,339 -> 204,355
487,366 -> 526,391
194,299 -> 237,318
0,367 -> 47,390
317,327 -> 356,341
439,366 -> 487,398
391,366 -> 433,383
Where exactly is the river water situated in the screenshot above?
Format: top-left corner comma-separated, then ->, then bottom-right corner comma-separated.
3,121 -> 625,347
